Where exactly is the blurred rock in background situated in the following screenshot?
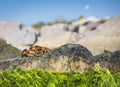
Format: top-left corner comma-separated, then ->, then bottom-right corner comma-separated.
0,21 -> 22,39
0,39 -> 21,60
1,15 -> 119,56
76,15 -> 120,55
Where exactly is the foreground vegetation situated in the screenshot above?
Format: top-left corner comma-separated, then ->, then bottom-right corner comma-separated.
0,66 -> 120,87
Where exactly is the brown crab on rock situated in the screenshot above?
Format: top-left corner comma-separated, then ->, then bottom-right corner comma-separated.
21,46 -> 51,57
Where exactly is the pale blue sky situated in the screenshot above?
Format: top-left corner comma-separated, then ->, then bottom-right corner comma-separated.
0,0 -> 120,25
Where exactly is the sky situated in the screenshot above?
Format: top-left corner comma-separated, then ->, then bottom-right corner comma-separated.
0,0 -> 120,25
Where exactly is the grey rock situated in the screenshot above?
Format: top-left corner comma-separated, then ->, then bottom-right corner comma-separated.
40,23 -> 68,38
97,15 -> 120,31
0,39 -> 21,60
0,43 -> 120,73
0,57 -> 42,71
0,44 -> 93,73
34,23 -> 79,48
93,50 -> 120,72
85,22 -> 101,30
42,44 -> 93,72
5,28 -> 37,50
0,21 -> 22,39
44,44 -> 93,60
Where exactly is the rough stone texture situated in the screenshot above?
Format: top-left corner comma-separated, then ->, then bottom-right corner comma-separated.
0,44 -> 93,73
0,21 -> 22,39
43,44 -> 93,60
0,57 -> 42,71
42,44 -> 93,72
93,50 -> 120,72
0,43 -> 120,73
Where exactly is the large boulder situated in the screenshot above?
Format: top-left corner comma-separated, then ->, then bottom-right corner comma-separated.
93,50 -> 120,72
42,44 -> 93,72
44,44 -> 93,59
0,21 -> 39,50
0,43 -> 120,73
5,28 -> 37,50
0,44 -> 93,73
40,23 -> 68,38
34,23 -> 78,48
76,15 -> 120,55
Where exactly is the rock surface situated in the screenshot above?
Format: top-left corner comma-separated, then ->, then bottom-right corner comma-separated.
40,23 -> 68,38
0,39 -> 21,60
93,50 -> 120,72
0,21 -> 22,39
0,44 -> 93,73
0,43 -> 120,73
34,23 -> 79,48
5,28 -> 37,50
42,44 -> 93,72
44,44 -> 93,60
76,15 -> 120,55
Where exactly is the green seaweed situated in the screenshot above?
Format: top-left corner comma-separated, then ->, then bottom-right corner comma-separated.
0,67 -> 119,87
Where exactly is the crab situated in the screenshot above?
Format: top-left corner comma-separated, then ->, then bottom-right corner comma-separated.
21,46 -> 51,57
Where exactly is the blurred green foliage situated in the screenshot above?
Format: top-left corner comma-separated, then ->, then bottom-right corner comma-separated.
104,49 -> 111,53
33,22 -> 45,29
0,66 -> 119,87
32,20 -> 72,29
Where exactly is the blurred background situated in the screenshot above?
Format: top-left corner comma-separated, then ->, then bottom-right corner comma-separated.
0,0 -> 120,59
0,0 -> 120,25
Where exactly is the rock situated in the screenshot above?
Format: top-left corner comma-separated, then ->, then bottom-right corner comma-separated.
76,15 -> 120,55
0,44 -> 93,73
34,23 -> 78,48
78,22 -> 101,36
0,21 -> 22,39
44,44 -> 93,59
5,28 -> 37,50
97,15 -> 120,33
42,44 -> 93,72
93,50 -> 120,72
22,26 -> 41,37
0,21 -> 39,50
85,22 -> 101,30
0,43 -> 120,73
40,23 -> 68,38
0,39 -> 21,60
